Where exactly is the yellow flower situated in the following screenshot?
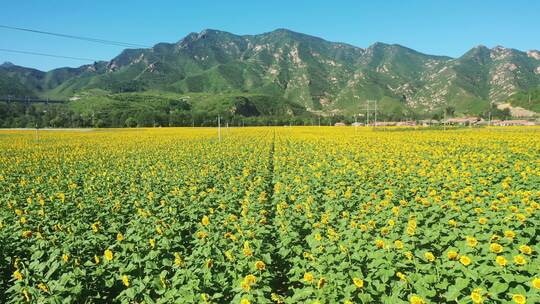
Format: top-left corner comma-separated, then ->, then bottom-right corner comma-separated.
404,251 -> 413,260
495,255 -> 507,267
490,243 -> 503,253
375,239 -> 385,249
447,250 -> 458,260
91,222 -> 99,233
241,274 -> 256,291
94,255 -> 100,264
512,294 -> 526,304
149,238 -> 155,249
460,255 -> 472,266
304,272 -> 314,283
23,289 -> 30,302
478,217 -> 487,224
519,245 -> 532,255
122,275 -> 130,287
116,233 -> 124,241
22,230 -> 32,238
396,272 -> 407,281
271,293 -> 284,304
104,249 -> 113,261
394,240 -> 404,250
174,252 -> 183,266
471,290 -> 483,303
224,250 -> 234,261
255,260 -> 266,271
241,281 -> 251,291
448,219 -> 457,227
504,230 -> 516,239
62,254 -> 69,263
37,282 -> 49,293
243,241 -> 253,256
466,236 -> 478,247
532,277 -> 540,289
513,255 -> 526,265
201,215 -> 210,226
353,277 -> 364,288
424,252 -> 435,262
206,259 -> 213,268
317,277 -> 326,289
409,295 -> 425,304
13,270 -> 23,281
240,299 -> 251,304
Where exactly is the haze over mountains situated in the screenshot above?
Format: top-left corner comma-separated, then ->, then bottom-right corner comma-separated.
1,28 -> 540,117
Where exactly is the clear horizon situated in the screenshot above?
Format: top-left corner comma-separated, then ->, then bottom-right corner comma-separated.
2,0 -> 539,71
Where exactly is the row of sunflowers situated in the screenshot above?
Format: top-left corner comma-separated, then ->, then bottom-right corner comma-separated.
0,127 -> 538,303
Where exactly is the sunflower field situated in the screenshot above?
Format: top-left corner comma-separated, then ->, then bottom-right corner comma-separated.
0,127 -> 539,304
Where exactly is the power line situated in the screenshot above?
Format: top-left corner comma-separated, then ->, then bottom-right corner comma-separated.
0,48 -> 101,62
0,24 -> 151,48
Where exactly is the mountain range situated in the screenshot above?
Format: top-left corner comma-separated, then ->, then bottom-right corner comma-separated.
1,28 -> 540,118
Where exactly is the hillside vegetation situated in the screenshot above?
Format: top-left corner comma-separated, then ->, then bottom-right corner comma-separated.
1,29 -> 539,127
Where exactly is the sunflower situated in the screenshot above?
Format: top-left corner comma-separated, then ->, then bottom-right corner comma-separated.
104,249 -> 113,262
518,245 -> 532,255
303,272 -> 314,283
447,250 -> 458,260
470,290 -> 483,303
490,243 -> 503,253
512,294 -> 526,304
409,295 -> 425,304
255,260 -> 266,271
353,277 -> 364,288
495,255 -> 507,267
532,277 -> 540,289
513,255 -> 526,265
122,275 -> 130,287
424,252 -> 435,262
460,255 -> 472,266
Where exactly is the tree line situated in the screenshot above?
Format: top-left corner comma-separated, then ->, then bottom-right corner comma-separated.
0,101 -> 515,129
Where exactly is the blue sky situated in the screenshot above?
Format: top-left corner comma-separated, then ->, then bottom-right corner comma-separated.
1,0 -> 539,71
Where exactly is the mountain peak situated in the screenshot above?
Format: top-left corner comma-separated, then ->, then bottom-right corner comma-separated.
270,28 -> 295,34
474,44 -> 489,49
199,28 -> 229,36
0,62 -> 15,68
368,42 -> 391,49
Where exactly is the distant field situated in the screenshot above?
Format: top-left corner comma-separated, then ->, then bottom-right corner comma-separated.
0,127 -> 539,303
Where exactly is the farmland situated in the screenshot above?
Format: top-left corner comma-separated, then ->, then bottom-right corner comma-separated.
0,127 -> 539,303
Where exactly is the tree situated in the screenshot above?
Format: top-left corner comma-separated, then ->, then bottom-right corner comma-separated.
125,117 -> 137,128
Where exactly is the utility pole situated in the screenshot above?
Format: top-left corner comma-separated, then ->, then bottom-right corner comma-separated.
217,115 -> 221,142
488,101 -> 492,127
362,100 -> 376,127
443,107 -> 447,131
366,105 -> 370,126
374,100 -> 377,128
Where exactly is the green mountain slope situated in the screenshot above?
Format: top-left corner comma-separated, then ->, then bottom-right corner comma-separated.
1,29 -> 539,118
